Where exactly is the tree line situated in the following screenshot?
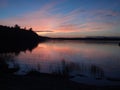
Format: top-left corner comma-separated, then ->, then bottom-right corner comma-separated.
0,24 -> 40,53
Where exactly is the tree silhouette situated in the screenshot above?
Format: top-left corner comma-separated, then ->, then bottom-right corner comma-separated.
14,24 -> 20,29
29,28 -> 33,31
0,24 -> 41,53
24,27 -> 27,30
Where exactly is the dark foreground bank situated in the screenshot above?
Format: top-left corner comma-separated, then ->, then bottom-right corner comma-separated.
0,72 -> 120,90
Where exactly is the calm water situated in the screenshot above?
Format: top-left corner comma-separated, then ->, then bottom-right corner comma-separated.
1,40 -> 120,86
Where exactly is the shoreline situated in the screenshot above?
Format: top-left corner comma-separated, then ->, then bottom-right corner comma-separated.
0,72 -> 120,90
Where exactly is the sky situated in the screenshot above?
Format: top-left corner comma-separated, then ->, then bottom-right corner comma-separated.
0,0 -> 120,37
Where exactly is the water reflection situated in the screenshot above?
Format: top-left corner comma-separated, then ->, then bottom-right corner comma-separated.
90,65 -> 104,79
0,39 -> 39,54
0,40 -> 39,75
0,40 -> 120,85
50,59 -> 105,79
0,53 -> 19,75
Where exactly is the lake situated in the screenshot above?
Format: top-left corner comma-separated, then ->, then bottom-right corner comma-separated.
0,40 -> 120,86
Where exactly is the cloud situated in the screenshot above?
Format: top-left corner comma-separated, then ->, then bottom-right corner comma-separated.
0,1 -> 120,34
54,24 -> 79,32
95,10 -> 120,17
78,22 -> 118,31
0,2 -> 83,32
0,2 -> 59,29
86,9 -> 120,22
54,21 -> 119,32
36,30 -> 54,32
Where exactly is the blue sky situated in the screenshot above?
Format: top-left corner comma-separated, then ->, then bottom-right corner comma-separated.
0,0 -> 120,37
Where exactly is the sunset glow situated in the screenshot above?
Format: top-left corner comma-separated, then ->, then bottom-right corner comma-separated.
0,0 -> 120,37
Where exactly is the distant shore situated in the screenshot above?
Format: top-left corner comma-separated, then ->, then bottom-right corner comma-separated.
46,37 -> 120,41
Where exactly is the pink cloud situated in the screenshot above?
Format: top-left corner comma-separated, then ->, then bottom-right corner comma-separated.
78,22 -> 118,31
0,1 -> 119,35
54,21 -> 118,33
0,5 -> 82,32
